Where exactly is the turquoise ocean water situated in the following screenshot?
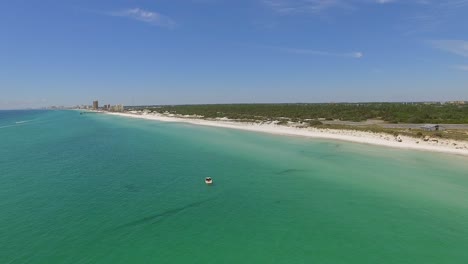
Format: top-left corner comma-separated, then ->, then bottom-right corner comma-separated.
1,110 -> 468,264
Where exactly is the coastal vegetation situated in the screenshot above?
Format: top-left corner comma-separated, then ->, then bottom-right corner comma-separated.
133,103 -> 468,124
126,103 -> 468,141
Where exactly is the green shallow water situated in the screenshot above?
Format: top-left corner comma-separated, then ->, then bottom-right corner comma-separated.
1,110 -> 468,264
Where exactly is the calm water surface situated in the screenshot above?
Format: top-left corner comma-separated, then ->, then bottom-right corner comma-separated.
1,110 -> 468,264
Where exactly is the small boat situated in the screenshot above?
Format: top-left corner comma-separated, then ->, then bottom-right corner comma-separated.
205,177 -> 213,185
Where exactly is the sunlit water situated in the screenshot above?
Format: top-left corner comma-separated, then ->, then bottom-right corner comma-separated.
1,110 -> 468,263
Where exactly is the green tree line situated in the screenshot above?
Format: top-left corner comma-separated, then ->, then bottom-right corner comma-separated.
133,103 -> 468,124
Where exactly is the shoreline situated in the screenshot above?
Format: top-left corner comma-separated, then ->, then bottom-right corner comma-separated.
105,111 -> 468,157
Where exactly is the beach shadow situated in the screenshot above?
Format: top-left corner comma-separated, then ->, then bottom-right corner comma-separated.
276,169 -> 306,175
124,184 -> 140,192
111,198 -> 213,231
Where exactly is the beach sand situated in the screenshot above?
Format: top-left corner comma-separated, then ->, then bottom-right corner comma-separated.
106,112 -> 468,157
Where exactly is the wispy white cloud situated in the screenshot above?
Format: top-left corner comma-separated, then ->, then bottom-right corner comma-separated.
375,0 -> 396,4
453,65 -> 468,71
261,0 -> 353,14
261,0 -> 465,16
261,0 -> 407,14
431,40 -> 468,57
109,8 -> 176,28
267,46 -> 364,58
376,0 -> 468,6
399,1 -> 468,34
439,0 -> 468,8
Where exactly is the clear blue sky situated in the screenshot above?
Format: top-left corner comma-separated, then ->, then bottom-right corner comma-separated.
1,0 -> 468,109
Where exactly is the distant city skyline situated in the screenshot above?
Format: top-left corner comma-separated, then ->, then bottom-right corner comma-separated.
1,0 -> 468,109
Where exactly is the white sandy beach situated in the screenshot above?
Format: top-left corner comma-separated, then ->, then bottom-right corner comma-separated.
106,111 -> 468,157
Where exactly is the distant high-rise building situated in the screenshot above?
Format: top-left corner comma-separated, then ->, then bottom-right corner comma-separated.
117,104 -> 124,112
110,104 -> 124,112
93,100 -> 99,110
